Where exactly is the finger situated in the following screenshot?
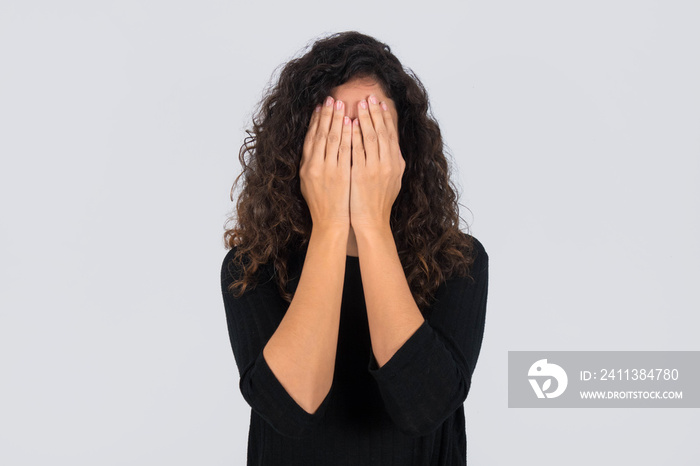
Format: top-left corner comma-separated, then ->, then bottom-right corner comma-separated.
338,115 -> 352,168
311,96 -> 336,164
356,98 -> 378,168
367,94 -> 390,164
325,99 -> 345,162
379,100 -> 401,166
302,104 -> 322,167
379,100 -> 399,143
351,118 -> 365,168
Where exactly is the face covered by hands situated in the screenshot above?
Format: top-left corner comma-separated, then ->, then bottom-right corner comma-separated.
301,76 -> 404,235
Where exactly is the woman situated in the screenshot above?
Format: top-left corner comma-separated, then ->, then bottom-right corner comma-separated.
221,31 -> 489,466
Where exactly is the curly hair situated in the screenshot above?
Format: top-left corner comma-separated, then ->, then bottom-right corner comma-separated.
223,30 -> 477,312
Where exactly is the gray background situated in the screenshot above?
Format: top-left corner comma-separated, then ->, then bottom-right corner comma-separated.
1,0 -> 698,464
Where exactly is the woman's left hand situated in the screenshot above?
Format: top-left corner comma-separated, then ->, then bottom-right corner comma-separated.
350,95 -> 406,232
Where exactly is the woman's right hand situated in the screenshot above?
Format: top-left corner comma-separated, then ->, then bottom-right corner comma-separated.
300,96 -> 352,231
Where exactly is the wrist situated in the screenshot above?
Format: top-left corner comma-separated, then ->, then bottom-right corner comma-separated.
353,223 -> 394,245
311,222 -> 350,241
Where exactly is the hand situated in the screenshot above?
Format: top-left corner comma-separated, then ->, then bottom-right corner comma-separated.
349,95 -> 406,232
300,96 -> 352,231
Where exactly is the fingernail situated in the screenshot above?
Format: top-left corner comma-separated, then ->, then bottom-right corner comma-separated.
336,99 -> 343,110
360,100 -> 367,109
368,95 -> 378,104
380,101 -> 388,111
325,96 -> 334,107
344,116 -> 350,125
315,104 -> 321,112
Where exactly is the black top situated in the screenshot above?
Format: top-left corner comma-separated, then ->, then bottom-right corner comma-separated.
220,235 -> 489,466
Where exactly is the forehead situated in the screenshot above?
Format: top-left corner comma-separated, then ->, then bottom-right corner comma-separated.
330,76 -> 389,99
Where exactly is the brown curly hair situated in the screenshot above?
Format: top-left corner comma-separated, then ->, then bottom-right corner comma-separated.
223,30 -> 477,312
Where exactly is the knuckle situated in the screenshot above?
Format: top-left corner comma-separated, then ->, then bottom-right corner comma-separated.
330,166 -> 345,179
327,132 -> 340,144
306,165 -> 322,179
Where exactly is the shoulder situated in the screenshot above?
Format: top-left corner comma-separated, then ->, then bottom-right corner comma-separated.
460,232 -> 488,276
221,246 -> 241,288
221,246 -> 282,289
221,246 -> 262,287
467,233 -> 488,263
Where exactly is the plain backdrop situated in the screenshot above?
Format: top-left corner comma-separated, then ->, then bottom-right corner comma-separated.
1,0 -> 698,464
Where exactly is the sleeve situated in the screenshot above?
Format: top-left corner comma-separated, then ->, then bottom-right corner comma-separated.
220,247 -> 334,438
367,235 -> 489,437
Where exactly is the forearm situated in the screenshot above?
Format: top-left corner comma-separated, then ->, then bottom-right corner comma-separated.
354,225 -> 425,368
262,225 -> 348,414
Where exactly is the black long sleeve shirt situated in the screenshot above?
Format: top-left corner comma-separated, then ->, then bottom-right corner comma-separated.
220,234 -> 489,465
